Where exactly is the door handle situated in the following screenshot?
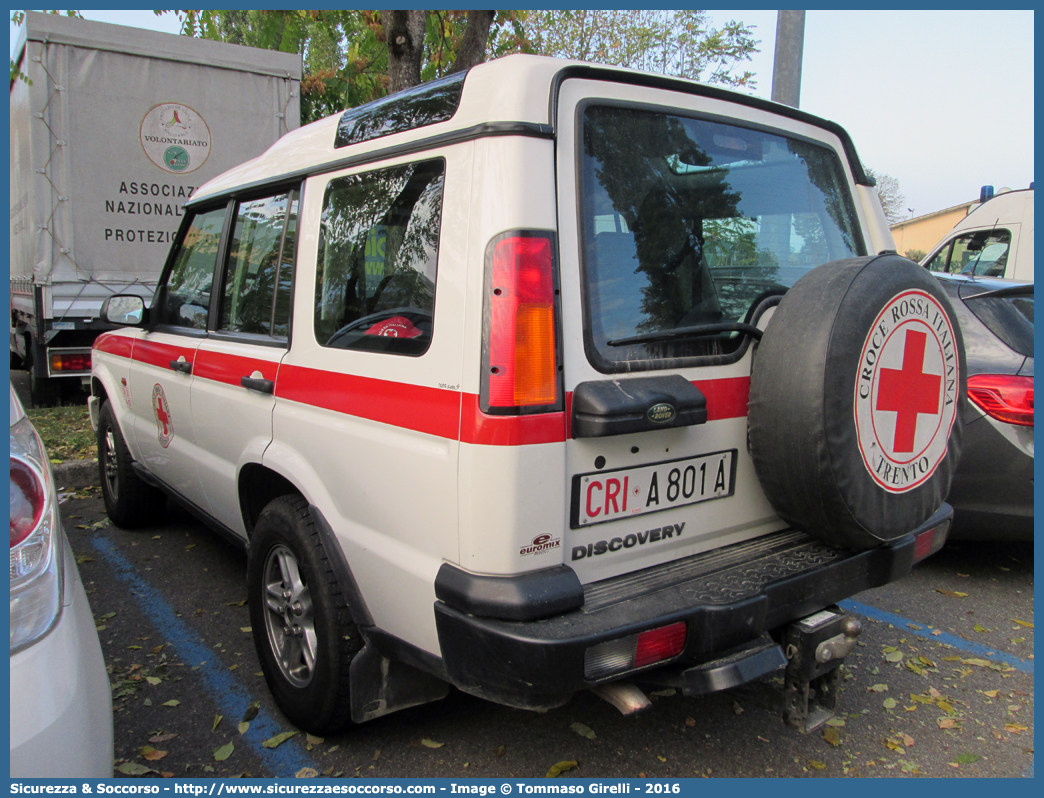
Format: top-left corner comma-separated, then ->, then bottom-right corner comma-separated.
169,360 -> 192,375
240,376 -> 275,395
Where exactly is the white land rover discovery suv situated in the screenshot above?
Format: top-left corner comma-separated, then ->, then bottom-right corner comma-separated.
91,55 -> 962,734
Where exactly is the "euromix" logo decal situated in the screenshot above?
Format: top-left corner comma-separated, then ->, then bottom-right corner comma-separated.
854,289 -> 958,493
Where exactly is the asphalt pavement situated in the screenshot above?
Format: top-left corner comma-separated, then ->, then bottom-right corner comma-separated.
56,488 -> 1034,780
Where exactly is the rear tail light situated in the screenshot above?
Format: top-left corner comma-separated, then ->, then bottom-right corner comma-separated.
584,622 -> 687,679
967,374 -> 1033,426
49,352 -> 91,372
10,458 -> 45,549
912,519 -> 951,564
483,234 -> 559,410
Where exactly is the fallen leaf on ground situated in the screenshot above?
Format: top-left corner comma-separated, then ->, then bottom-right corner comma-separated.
984,690 -> 1000,698
212,714 -> 223,732
870,684 -> 889,693
305,734 -> 324,750
936,590 -> 968,598
953,753 -> 980,765
972,624 -> 987,633
1011,619 -> 1033,628
885,651 -> 903,662
824,727 -> 841,746
937,700 -> 955,714
937,718 -> 957,729
570,722 -> 596,740
657,756 -> 666,762
546,761 -> 577,778
1005,724 -> 1028,734
901,734 -> 914,747
161,700 -> 180,707
240,627 -> 252,633
825,718 -> 845,727
242,701 -> 260,722
148,733 -> 177,744
883,698 -> 897,709
808,760 -> 826,771
684,717 -> 696,727
262,731 -> 298,749
227,598 -> 248,607
296,768 -> 318,778
420,739 -> 444,749
139,746 -> 167,761
213,742 -> 234,761
732,701 -> 744,714
117,763 -> 155,776
146,677 -> 161,686
238,722 -> 250,736
962,658 -> 992,668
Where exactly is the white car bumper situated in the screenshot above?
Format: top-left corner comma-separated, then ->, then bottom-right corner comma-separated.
10,538 -> 113,777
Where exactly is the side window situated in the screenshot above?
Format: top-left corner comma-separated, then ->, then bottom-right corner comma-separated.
314,160 -> 444,356
925,243 -> 952,273
159,207 -> 227,329
950,229 -> 1011,277
219,190 -> 298,339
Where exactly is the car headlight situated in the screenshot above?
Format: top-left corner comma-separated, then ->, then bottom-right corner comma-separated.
10,415 -> 64,654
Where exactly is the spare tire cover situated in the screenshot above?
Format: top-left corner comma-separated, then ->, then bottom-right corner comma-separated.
748,255 -> 965,551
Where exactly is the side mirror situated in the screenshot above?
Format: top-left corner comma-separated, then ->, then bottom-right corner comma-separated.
101,295 -> 147,326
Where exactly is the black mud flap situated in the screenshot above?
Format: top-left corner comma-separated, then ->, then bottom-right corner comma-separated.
349,643 -> 449,724
782,606 -> 862,732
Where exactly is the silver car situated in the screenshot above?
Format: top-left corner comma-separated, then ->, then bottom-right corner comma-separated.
932,275 -> 1034,539
10,385 -> 113,776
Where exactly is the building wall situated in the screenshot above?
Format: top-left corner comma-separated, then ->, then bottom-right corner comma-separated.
890,202 -> 975,260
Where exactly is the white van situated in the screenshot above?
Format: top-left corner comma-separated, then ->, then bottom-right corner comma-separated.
924,188 -> 1034,281
90,55 -> 961,735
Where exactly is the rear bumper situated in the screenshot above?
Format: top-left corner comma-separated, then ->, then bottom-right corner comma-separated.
434,505 -> 952,709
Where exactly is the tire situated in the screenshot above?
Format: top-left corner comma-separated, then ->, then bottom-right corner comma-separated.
748,254 -> 965,551
248,495 -> 362,735
28,358 -> 61,408
97,400 -> 166,528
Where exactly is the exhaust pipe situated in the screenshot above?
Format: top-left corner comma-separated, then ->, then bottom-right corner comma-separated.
591,682 -> 652,715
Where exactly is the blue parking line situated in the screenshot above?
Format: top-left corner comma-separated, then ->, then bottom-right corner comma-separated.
839,599 -> 1034,674
91,536 -> 321,777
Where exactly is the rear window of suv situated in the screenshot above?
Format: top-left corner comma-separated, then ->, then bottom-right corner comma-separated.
578,104 -> 865,371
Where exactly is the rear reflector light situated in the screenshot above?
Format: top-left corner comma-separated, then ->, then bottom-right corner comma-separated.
912,520 -> 950,564
486,235 -> 558,408
967,374 -> 1034,426
10,458 -> 45,549
584,622 -> 687,679
50,352 -> 91,372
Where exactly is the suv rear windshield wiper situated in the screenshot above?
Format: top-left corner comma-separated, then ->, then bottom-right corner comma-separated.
607,322 -> 763,348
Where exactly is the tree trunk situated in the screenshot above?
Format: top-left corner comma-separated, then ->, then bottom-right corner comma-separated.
383,9 -> 427,93
449,10 -> 495,74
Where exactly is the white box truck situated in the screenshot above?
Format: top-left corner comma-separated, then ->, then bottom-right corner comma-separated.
10,11 -> 301,404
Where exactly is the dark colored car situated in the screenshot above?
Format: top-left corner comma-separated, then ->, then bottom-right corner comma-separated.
934,274 -> 1033,539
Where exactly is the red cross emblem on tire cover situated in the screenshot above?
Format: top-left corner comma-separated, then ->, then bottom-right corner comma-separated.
152,383 -> 174,449
854,290 -> 959,493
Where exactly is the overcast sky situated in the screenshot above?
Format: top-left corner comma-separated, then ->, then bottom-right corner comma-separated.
10,9 -> 1034,218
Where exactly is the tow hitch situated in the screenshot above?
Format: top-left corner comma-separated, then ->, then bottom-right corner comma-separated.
783,607 -> 862,732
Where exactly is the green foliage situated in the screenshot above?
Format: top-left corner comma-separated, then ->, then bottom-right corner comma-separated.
905,249 -> 927,262
520,10 -> 759,88
26,404 -> 96,462
10,10 -> 84,85
162,10 -> 759,124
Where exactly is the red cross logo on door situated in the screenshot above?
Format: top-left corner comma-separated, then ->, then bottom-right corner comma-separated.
152,383 -> 174,448
875,329 -> 942,453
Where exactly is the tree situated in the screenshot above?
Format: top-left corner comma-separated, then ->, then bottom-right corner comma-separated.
159,10 -> 760,123
522,10 -> 758,88
865,167 -> 906,225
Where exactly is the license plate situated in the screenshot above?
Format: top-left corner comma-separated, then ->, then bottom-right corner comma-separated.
570,450 -> 736,528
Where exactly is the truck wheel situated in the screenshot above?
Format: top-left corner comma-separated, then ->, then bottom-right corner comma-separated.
248,495 -> 362,735
97,400 -> 166,528
748,255 -> 965,551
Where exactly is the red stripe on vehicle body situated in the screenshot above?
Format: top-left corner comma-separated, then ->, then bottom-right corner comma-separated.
193,349 -> 279,386
695,377 -> 750,420
133,339 -> 198,369
275,364 -> 461,439
93,332 -> 134,359
460,393 -> 567,445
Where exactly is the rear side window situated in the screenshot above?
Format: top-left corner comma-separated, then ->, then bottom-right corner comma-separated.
314,160 -> 444,356
578,104 -> 864,370
158,206 -> 227,329
927,230 -> 1011,277
219,190 -> 299,339
964,290 -> 1034,357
